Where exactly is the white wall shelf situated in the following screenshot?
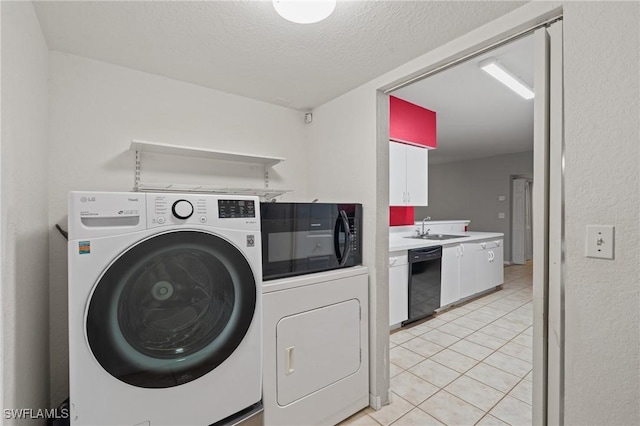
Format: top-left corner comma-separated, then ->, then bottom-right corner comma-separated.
129,139 -> 291,200
130,139 -> 285,167
136,183 -> 292,200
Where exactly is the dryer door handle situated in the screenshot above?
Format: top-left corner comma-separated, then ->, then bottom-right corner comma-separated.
285,346 -> 295,375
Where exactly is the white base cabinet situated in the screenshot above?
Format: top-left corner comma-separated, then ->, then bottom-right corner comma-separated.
389,251 -> 409,326
448,239 -> 504,302
392,239 -> 504,326
458,243 -> 476,301
473,240 -> 504,294
440,245 -> 461,307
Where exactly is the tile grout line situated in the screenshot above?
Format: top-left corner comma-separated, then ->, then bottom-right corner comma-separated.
387,266 -> 533,426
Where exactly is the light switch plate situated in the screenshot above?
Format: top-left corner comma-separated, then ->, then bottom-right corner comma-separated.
585,225 -> 615,259
498,195 -> 506,201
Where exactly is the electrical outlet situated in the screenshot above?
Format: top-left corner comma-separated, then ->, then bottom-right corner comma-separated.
585,225 -> 615,259
498,195 -> 506,201
498,212 -> 505,219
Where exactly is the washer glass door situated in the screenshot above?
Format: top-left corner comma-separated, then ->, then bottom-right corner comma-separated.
86,230 -> 256,388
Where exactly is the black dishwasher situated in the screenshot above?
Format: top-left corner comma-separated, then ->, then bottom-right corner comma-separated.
403,246 -> 442,326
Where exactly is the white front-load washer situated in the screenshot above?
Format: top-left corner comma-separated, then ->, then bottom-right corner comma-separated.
67,192 -> 262,426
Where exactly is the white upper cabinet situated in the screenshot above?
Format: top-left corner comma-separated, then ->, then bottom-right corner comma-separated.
389,142 -> 428,206
389,142 -> 407,206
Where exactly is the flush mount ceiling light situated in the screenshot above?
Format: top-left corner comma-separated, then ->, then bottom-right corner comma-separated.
273,0 -> 336,24
479,59 -> 535,100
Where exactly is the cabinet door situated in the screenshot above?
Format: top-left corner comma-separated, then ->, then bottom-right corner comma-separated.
389,142 -> 407,206
474,248 -> 492,294
405,144 -> 428,206
389,263 -> 409,326
458,243 -> 477,299
440,245 -> 460,306
488,246 -> 504,288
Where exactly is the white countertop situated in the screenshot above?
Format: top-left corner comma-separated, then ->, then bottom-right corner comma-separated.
389,231 -> 504,252
412,220 -> 470,225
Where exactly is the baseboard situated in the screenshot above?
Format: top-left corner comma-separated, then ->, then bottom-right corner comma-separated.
504,261 -> 511,265
369,393 -> 383,411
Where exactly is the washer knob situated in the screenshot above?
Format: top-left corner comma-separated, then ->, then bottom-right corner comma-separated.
172,200 -> 194,219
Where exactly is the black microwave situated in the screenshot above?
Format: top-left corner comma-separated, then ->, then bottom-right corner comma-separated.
260,202 -> 363,281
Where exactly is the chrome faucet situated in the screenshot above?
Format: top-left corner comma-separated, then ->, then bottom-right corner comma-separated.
421,217 -> 431,236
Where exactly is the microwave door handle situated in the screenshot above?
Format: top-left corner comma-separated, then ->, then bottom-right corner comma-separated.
333,215 -> 342,262
338,210 -> 352,266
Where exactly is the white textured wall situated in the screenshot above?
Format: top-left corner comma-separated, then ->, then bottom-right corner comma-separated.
305,2 -> 549,408
415,151 -> 534,262
562,2 -> 640,424
310,2 -> 639,423
3,2 -> 637,423
47,52 -> 309,404
307,88 -> 388,406
1,1 -> 51,422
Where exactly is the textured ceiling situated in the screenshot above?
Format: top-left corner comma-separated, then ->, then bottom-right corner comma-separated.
393,34 -> 535,165
33,0 -> 526,111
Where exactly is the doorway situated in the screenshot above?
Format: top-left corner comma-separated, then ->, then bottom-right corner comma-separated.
386,33 -> 537,425
374,13 -> 564,426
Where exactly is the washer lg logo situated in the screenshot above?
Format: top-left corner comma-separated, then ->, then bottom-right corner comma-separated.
80,196 -> 95,202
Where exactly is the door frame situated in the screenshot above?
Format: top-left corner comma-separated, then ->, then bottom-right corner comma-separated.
375,4 -> 564,424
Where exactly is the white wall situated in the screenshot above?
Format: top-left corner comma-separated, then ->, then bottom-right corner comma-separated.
562,2 -> 639,424
307,88 -> 388,406
47,52 -> 309,404
3,2 -> 637,423
310,2 -> 639,423
416,151 -> 534,262
307,1 -> 563,407
1,1 -> 51,422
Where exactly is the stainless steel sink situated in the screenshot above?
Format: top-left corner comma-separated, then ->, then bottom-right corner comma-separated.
404,234 -> 470,241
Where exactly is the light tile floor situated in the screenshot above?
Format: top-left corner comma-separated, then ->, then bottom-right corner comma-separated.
341,262 -> 533,426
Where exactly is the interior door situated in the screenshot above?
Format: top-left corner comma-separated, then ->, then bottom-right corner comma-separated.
542,21 -> 564,426
512,178 -> 527,265
533,21 -> 564,426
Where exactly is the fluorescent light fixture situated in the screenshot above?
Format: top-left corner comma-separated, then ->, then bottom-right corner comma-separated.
273,0 -> 336,24
479,59 -> 534,100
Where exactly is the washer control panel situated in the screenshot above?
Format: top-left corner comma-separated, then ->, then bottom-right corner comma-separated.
218,199 -> 255,219
147,194 -> 259,229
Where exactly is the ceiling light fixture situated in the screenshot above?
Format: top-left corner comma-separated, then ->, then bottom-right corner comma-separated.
479,59 -> 534,100
273,0 -> 336,24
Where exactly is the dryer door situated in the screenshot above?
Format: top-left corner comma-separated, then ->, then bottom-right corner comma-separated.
86,230 -> 257,388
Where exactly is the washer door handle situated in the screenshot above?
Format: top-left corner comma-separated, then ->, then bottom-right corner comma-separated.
285,346 -> 295,375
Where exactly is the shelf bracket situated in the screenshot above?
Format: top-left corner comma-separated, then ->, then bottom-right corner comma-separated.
264,167 -> 270,189
134,150 -> 141,191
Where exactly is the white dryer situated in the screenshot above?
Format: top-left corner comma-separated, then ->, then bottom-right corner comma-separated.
68,192 -> 262,426
262,267 -> 369,426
